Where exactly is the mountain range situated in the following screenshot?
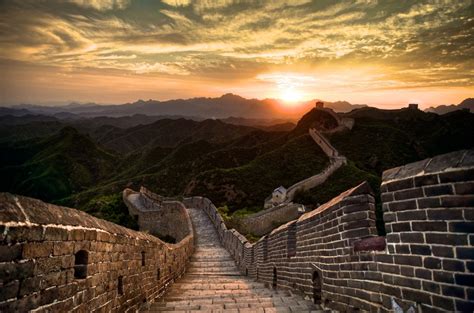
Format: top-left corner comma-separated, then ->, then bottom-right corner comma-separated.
2,94 -> 367,120
1,103 -> 472,235
425,98 -> 474,114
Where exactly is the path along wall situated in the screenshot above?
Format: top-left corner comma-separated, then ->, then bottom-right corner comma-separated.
0,193 -> 194,312
186,149 -> 474,312
285,128 -> 346,200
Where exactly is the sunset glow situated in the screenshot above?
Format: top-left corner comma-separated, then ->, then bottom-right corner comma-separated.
0,1 -> 472,108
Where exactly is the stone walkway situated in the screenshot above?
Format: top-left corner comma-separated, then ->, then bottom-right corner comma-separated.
142,207 -> 325,312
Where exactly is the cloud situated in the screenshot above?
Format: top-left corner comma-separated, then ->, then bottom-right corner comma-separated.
68,0 -> 131,11
0,0 -> 472,105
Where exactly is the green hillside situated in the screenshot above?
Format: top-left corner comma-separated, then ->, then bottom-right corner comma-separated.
0,127 -> 118,201
1,108 -> 472,232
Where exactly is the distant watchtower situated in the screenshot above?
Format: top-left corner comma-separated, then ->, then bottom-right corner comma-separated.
316,101 -> 324,109
408,103 -> 419,110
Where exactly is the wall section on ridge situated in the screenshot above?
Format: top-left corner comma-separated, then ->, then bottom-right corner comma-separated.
0,193 -> 194,312
123,188 -> 191,242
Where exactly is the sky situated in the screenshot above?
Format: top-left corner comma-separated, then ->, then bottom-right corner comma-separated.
0,0 -> 473,109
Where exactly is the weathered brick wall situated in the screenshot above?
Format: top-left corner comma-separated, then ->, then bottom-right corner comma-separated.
380,149 -> 474,312
235,203 -> 302,236
186,149 -> 474,312
0,193 -> 194,312
123,188 -> 190,242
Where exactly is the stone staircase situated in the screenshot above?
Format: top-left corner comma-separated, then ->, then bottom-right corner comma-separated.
142,207 -> 325,312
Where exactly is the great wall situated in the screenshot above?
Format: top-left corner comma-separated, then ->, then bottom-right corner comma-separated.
244,104 -> 349,236
1,148 -> 473,312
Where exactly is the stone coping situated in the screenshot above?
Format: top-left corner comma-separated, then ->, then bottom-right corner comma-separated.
382,149 -> 474,182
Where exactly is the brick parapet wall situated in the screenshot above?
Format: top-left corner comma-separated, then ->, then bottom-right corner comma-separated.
236,203 -> 301,236
123,188 -> 192,242
380,149 -> 474,312
0,193 -> 194,312
186,149 -> 474,312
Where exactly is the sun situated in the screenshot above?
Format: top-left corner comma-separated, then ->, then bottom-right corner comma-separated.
280,87 -> 303,103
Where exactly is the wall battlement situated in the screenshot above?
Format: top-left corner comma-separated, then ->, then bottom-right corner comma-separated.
0,192 -> 194,312
186,149 -> 474,312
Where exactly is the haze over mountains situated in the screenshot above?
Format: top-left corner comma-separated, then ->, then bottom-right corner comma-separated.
3,95 -> 472,123
2,94 -> 368,120
425,98 -> 474,115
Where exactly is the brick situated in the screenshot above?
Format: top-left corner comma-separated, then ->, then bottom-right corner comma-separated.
6,226 -> 43,242
0,244 -> 22,262
388,200 -> 417,212
433,271 -> 454,284
68,229 -> 85,241
385,178 -> 414,192
465,207 -> 474,220
391,222 -> 411,232
0,260 -> 34,283
22,242 -> 53,258
467,261 -> 474,272
395,255 -> 422,266
422,281 -> 439,294
455,273 -> 474,287
343,203 -> 370,214
400,232 -> 424,243
449,222 -> 474,233
403,289 -> 431,305
424,184 -> 453,196
427,208 -> 463,220
441,195 -> 474,207
425,233 -> 467,245
44,227 -> 68,241
394,188 -> 423,200
442,285 -> 465,298
412,221 -> 447,232
424,257 -> 442,269
378,264 -> 400,274
454,181 -> 474,194
395,244 -> 410,254
414,174 -> 439,186
19,276 -> 40,297
417,197 -> 441,208
431,245 -> 454,258
455,299 -> 474,312
456,247 -> 474,259
432,295 -> 454,311
383,212 -> 396,222
375,254 -> 393,264
442,259 -> 465,272
415,268 -> 431,280
381,192 -> 393,202
396,210 -> 426,221
400,266 -> 414,278
439,168 -> 474,183
53,242 -> 74,256
0,280 -> 20,301
410,244 -> 431,255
